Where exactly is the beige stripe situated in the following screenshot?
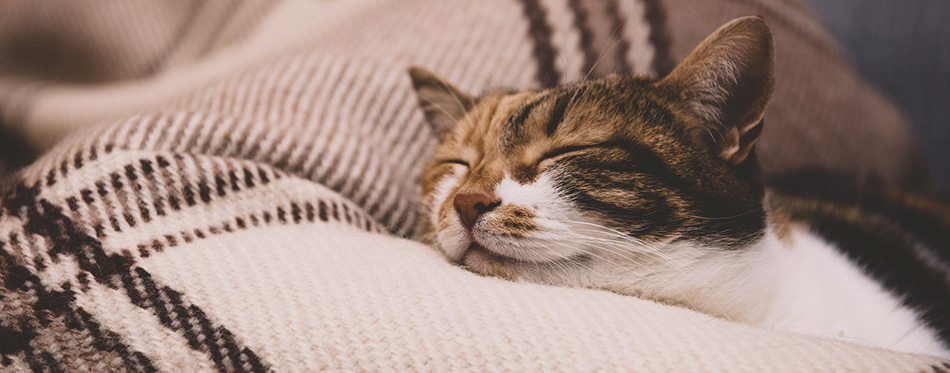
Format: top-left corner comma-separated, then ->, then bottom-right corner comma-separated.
542,0 -> 586,82
49,159 -> 376,255
619,0 -> 657,76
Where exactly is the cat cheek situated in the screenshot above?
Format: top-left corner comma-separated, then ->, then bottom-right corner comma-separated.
428,168 -> 464,228
437,221 -> 471,261
428,172 -> 473,260
436,200 -> 457,233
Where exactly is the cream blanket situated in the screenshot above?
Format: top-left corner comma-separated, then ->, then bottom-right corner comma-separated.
0,0 -> 944,371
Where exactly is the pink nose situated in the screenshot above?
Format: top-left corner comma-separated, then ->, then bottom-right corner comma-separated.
454,188 -> 501,230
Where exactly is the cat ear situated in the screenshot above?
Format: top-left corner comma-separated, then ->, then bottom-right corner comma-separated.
408,66 -> 475,138
657,16 -> 775,165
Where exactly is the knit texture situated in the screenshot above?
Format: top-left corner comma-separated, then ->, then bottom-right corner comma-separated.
0,0 -> 945,371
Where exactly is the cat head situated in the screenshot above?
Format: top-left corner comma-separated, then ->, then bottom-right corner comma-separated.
410,17 -> 775,285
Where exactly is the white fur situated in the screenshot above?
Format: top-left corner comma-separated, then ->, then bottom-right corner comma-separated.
622,228 -> 949,356
752,228 -> 947,356
429,164 -> 470,260
526,226 -> 949,357
429,171 -> 949,357
483,174 -> 595,262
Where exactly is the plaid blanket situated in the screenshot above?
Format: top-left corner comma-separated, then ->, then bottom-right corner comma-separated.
0,0 -> 944,371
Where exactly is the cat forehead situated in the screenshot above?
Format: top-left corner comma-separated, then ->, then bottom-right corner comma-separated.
492,77 -> 670,147
438,75 -> 682,163
453,91 -> 537,133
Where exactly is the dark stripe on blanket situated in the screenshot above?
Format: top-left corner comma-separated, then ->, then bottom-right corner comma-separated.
518,0 -> 560,87
567,0 -> 599,77
1,181 -> 271,371
643,0 -> 675,76
0,239 -> 157,371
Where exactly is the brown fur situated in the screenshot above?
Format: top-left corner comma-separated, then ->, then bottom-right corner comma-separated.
413,16 -> 776,260
481,204 -> 539,238
409,18 -> 950,348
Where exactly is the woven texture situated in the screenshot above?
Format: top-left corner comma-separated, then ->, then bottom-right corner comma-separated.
0,0 -> 945,371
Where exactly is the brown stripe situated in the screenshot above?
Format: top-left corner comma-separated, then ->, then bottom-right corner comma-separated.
2,187 -> 268,371
567,0 -> 599,78
605,0 -> 633,74
642,0 -> 675,76
0,238 -> 156,371
128,267 -> 269,372
546,91 -> 573,135
518,0 -> 561,87
73,308 -> 157,371
128,195 -> 382,258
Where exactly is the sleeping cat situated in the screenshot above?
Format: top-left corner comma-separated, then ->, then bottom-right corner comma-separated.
409,16 -> 950,357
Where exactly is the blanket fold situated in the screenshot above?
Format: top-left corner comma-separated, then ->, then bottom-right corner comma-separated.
0,0 -> 944,371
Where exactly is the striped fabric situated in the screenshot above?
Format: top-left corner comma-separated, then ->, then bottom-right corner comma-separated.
0,0 -> 944,371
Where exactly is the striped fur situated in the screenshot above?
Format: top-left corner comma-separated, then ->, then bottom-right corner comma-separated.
416,16 -> 773,269
414,17 -> 950,356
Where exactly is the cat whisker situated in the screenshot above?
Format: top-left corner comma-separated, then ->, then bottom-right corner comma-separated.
562,237 -> 723,321
574,237 -> 747,323
545,251 -> 586,283
554,47 -> 572,85
432,76 -> 470,117
583,15 -> 632,82
572,241 -> 657,275
554,221 -> 749,322
686,210 -> 759,221
569,221 -> 688,267
521,241 -> 586,281
424,98 -> 467,126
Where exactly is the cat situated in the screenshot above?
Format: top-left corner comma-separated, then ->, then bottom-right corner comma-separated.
409,16 -> 950,357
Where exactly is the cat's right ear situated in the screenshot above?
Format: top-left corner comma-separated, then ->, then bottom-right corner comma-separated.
656,16 -> 774,165
408,66 -> 475,138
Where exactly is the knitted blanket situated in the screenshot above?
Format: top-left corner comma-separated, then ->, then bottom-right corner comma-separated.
0,0 -> 945,371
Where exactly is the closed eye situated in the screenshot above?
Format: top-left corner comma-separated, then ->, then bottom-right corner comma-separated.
541,145 -> 595,161
537,142 -> 622,170
442,159 -> 470,167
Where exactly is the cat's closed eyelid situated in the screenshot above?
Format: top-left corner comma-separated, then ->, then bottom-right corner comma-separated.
441,159 -> 470,167
541,145 -> 592,161
535,145 -> 596,171
540,141 -> 620,162
535,142 -> 626,171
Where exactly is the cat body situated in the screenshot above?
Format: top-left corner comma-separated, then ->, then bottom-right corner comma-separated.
410,16 -> 950,356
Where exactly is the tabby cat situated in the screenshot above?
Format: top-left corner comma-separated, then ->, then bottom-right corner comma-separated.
409,16 -> 950,357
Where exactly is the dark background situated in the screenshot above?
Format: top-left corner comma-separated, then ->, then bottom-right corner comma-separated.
809,0 -> 950,190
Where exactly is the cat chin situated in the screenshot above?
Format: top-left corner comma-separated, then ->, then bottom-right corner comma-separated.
461,242 -> 594,284
468,229 -> 583,263
460,242 -> 523,280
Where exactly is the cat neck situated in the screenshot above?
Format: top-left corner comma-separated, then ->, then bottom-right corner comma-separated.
657,213 -> 949,356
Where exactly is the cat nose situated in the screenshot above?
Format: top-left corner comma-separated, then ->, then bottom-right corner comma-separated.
454,188 -> 501,230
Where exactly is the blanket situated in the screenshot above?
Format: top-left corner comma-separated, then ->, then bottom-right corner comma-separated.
0,0 -> 945,371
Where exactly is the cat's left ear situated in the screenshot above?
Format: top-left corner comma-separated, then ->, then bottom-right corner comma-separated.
408,66 -> 475,138
657,16 -> 775,165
